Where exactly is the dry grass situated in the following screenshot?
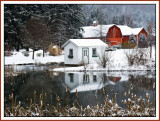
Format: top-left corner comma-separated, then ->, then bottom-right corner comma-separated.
4,84 -> 155,117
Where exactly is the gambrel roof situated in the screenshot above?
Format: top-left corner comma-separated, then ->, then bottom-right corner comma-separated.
81,24 -> 144,37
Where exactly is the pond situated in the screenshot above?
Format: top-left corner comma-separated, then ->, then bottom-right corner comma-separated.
4,65 -> 156,112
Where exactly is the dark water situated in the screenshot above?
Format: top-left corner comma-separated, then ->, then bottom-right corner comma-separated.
4,66 -> 156,109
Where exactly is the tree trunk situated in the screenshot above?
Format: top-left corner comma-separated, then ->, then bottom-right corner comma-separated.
26,47 -> 29,51
43,48 -> 44,57
16,40 -> 20,51
32,47 -> 35,59
150,44 -> 152,58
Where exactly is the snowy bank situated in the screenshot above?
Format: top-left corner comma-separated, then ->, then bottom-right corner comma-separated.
52,47 -> 155,71
5,49 -> 64,65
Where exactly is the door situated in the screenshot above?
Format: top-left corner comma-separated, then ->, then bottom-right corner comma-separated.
82,48 -> 89,63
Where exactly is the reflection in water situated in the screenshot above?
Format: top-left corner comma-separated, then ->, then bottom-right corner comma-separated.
64,71 -> 155,108
64,72 -> 128,93
4,69 -> 156,110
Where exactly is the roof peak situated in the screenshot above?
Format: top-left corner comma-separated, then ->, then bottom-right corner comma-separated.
62,39 -> 107,48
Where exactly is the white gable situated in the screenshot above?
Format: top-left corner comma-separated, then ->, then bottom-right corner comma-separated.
62,39 -> 107,48
81,24 -> 114,38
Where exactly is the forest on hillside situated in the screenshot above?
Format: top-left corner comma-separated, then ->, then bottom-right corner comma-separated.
4,4 -> 155,52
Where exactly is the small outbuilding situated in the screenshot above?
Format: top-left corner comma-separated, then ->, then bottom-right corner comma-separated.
62,39 -> 108,65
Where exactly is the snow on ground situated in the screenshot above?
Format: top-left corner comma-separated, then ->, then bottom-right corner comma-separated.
5,46 -> 156,71
5,49 -> 64,65
53,46 -> 156,71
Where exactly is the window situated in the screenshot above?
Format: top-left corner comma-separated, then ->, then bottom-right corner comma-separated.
68,49 -> 73,58
92,48 -> 97,57
83,49 -> 88,56
93,75 -> 97,82
83,74 -> 89,84
69,73 -> 74,83
84,50 -> 86,56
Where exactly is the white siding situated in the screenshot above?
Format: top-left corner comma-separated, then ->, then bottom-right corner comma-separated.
64,41 -> 107,65
64,42 -> 78,65
77,47 -> 83,64
78,46 -> 106,64
64,72 -> 81,90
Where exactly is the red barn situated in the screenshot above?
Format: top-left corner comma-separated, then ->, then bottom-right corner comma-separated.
106,25 -> 122,46
106,25 -> 148,47
81,21 -> 148,47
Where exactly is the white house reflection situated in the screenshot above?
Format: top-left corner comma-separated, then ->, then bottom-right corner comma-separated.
64,72 -> 129,93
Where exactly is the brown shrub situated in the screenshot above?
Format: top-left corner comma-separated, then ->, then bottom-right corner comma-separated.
48,43 -> 62,56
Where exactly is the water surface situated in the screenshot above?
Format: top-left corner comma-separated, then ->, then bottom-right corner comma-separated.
4,65 -> 156,109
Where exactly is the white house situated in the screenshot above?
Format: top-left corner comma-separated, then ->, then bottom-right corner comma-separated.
62,39 -> 108,65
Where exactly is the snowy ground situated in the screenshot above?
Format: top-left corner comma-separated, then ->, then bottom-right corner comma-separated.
53,46 -> 156,71
5,49 -> 64,65
5,47 -> 156,71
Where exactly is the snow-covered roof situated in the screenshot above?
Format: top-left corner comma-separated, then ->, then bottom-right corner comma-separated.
116,25 -> 143,36
81,24 -> 114,38
93,20 -> 97,24
62,39 -> 107,48
81,24 -> 144,37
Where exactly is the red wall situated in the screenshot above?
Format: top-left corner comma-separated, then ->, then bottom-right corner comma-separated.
137,28 -> 148,38
122,35 -> 137,42
122,36 -> 129,43
122,28 -> 148,46
106,25 -> 122,46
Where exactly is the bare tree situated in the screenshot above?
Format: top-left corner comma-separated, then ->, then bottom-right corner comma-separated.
79,56 -> 89,72
135,48 -> 149,65
125,15 -> 134,28
124,49 -> 137,66
147,21 -> 154,58
97,47 -> 112,68
124,48 -> 149,66
21,16 -> 51,59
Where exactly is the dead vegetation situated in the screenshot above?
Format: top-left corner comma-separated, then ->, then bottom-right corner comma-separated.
124,48 -> 149,66
97,47 -> 112,68
5,84 -> 155,117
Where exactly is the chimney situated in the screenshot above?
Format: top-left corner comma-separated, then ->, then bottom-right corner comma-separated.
93,20 -> 98,27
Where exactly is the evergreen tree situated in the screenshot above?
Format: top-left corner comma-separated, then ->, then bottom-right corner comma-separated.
48,4 -> 84,47
4,4 -> 85,50
87,7 -> 106,25
4,4 -> 51,51
112,15 -> 120,25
